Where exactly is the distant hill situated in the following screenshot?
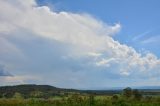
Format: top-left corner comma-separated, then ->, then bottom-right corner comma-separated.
0,84 -> 124,98
133,86 -> 160,90
0,84 -> 79,98
0,84 -> 160,98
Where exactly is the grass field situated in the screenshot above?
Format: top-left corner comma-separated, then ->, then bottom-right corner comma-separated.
1,94 -> 160,106
1,85 -> 160,106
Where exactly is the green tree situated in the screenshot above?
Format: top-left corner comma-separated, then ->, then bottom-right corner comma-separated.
30,91 -> 44,98
89,94 -> 95,106
2,92 -> 13,98
123,87 -> 132,98
132,89 -> 142,100
112,94 -> 119,101
13,92 -> 23,99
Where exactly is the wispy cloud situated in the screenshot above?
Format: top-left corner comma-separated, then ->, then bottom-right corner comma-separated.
132,30 -> 152,41
141,35 -> 160,44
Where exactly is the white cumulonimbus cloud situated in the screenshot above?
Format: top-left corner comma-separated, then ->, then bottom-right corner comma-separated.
0,0 -> 160,88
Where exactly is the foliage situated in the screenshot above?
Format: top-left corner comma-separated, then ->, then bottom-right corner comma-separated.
13,92 -> 23,99
122,87 -> 132,98
0,85 -> 160,106
122,87 -> 142,100
0,95 -> 160,106
132,89 -> 142,100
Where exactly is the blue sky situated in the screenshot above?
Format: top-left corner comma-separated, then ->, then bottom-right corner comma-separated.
0,0 -> 160,89
38,0 -> 160,56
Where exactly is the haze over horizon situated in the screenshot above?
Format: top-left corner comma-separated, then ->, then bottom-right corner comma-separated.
0,0 -> 160,89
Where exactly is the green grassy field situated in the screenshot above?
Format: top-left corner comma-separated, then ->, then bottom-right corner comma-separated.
1,94 -> 160,106
1,85 -> 160,106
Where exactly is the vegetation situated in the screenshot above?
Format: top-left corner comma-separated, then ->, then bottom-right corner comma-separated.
0,84 -> 160,106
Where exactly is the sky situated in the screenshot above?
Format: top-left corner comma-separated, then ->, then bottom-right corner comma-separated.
0,0 -> 160,89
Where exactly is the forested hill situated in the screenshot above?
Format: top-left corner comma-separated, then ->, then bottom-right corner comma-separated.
0,84 -> 79,98
0,84 -> 120,98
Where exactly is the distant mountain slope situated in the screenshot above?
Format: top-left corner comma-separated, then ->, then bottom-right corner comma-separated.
0,84 -> 79,98
134,86 -> 160,90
